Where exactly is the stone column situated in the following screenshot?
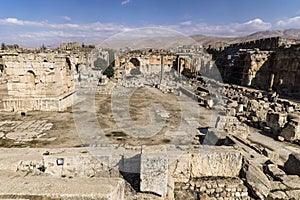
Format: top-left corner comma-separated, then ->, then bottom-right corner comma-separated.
177,57 -> 180,76
160,55 -> 164,84
269,73 -> 275,90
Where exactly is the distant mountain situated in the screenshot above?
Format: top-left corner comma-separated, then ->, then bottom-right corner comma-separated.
191,29 -> 300,49
247,29 -> 300,39
98,29 -> 300,50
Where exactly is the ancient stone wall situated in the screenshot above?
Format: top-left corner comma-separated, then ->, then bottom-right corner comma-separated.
215,37 -> 300,98
115,50 -> 178,77
1,52 -> 79,111
226,37 -> 283,51
60,42 -> 80,50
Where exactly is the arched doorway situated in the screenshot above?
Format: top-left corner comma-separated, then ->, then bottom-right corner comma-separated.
129,58 -> 140,67
26,70 -> 36,89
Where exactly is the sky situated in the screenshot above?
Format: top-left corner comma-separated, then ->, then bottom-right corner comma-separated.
1,0 -> 300,46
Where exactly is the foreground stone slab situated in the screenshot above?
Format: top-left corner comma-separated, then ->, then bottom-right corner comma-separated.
0,175 -> 124,200
280,117 -> 300,142
140,145 -> 168,196
191,146 -> 243,177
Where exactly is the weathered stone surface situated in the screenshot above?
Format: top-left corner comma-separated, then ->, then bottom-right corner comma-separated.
43,154 -> 111,177
191,146 -> 243,177
281,175 -> 300,189
174,177 -> 249,199
242,160 -> 271,199
286,189 -> 300,199
280,117 -> 300,141
169,153 -> 191,183
268,191 -> 288,199
140,145 -> 168,196
266,112 -> 287,134
265,164 -> 285,179
0,175 -> 125,200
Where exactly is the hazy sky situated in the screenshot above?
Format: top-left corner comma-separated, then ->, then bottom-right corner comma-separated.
1,0 -> 300,46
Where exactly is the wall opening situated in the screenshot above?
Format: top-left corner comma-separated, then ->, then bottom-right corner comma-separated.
26,70 -> 36,89
129,58 -> 140,67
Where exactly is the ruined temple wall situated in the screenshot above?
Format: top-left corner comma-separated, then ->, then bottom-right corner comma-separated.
118,54 -> 177,75
3,53 -> 76,98
2,52 -> 78,111
227,37 -> 283,51
241,50 -> 273,89
271,48 -> 300,96
216,40 -> 300,98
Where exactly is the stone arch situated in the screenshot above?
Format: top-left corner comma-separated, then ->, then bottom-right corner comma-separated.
129,58 -> 140,67
26,70 -> 36,89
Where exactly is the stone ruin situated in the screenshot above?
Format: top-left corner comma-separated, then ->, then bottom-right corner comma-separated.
0,51 -> 81,111
0,41 -> 299,200
214,36 -> 300,98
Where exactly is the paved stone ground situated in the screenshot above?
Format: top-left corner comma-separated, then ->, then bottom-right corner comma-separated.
0,172 -> 124,200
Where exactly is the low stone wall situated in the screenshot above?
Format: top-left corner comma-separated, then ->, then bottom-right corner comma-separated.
175,177 -> 249,200
140,145 -> 244,198
2,92 -> 75,111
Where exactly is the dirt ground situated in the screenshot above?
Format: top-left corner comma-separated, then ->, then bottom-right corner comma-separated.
0,86 -> 214,148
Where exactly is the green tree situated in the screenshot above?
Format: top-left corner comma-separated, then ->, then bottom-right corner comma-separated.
130,67 -> 142,75
40,44 -> 46,51
1,43 -> 6,50
103,65 -> 114,78
94,58 -> 108,71
182,68 -> 195,79
106,49 -> 115,67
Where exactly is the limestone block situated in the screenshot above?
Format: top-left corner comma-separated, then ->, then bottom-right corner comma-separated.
286,189 -> 300,200
140,145 -> 168,196
191,146 -> 243,177
266,112 -> 287,134
280,118 -> 300,141
242,160 -> 271,199
282,175 -> 300,189
43,155 -> 111,177
168,153 -> 191,183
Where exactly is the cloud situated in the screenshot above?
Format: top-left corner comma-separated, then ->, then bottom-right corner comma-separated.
0,18 -> 45,26
180,21 -> 192,26
121,0 -> 131,5
0,17 -> 273,46
177,18 -> 272,37
0,17 -> 129,32
62,16 -> 71,21
276,16 -> 300,28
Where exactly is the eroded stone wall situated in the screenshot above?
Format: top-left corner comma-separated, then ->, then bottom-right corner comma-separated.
214,37 -> 300,98
1,52 -> 80,111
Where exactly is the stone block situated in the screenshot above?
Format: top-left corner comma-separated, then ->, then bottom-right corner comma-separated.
140,145 -> 168,196
280,118 -> 300,141
191,146 -> 243,177
242,160 -> 271,199
168,153 -> 191,183
266,112 -> 287,134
